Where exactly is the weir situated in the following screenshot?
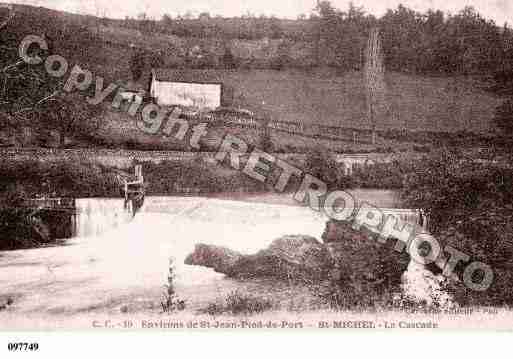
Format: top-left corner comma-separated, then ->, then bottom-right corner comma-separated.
75,165 -> 145,238
74,198 -> 134,238
24,166 -> 145,240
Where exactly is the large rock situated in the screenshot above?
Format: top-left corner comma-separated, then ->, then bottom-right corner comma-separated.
185,235 -> 332,281
321,220 -> 410,295
185,244 -> 244,275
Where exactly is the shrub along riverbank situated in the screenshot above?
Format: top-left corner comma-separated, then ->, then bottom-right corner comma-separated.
0,159 -> 122,250
0,159 -> 122,199
402,150 -> 513,307
138,159 -> 268,196
139,147 -> 415,197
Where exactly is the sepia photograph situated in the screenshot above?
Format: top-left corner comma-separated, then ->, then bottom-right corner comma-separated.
1,0 -> 513,341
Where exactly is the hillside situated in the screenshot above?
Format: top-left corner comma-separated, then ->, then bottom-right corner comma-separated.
0,4 -> 505,151
90,19 -> 501,133
188,69 -> 499,133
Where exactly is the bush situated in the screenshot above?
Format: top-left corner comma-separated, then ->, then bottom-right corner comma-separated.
202,291 -> 275,316
437,206 -> 513,306
351,160 -> 411,189
0,186 -> 37,250
302,146 -> 356,190
303,147 -> 341,188
402,151 -> 513,233
270,53 -> 294,71
0,159 -> 121,199
161,258 -> 186,313
0,159 -> 125,250
129,49 -> 146,81
321,220 -> 411,309
259,122 -> 274,153
402,150 -> 513,306
139,159 -> 269,195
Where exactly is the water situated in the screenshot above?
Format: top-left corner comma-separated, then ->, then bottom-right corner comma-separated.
71,191 -> 445,309
75,198 -> 133,238
71,196 -> 327,311
402,261 -> 453,308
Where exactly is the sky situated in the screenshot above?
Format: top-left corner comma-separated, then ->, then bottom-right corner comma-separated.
10,0 -> 513,25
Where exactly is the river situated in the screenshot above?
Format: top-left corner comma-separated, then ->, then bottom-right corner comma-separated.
0,190 -> 444,319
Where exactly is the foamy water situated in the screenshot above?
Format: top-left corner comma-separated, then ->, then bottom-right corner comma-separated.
108,197 -> 328,293
78,196 -> 446,306
402,261 -> 453,308
0,195 -> 447,316
75,198 -> 134,238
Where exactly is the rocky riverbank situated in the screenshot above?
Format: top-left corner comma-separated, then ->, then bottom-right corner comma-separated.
185,219 -> 412,308
185,235 -> 332,282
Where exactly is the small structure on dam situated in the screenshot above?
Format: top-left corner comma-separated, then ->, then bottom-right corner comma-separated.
119,164 -> 145,206
24,166 -> 145,240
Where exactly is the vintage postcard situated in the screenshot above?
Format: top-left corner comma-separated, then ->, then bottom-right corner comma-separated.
1,0 -> 513,340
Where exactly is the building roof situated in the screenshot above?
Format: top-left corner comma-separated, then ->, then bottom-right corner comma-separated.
152,69 -> 223,85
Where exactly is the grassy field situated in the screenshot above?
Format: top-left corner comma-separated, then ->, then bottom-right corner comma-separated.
93,68 -> 499,152
95,104 -> 418,152
82,22 -> 503,136
93,25 -> 500,136
208,69 -> 499,133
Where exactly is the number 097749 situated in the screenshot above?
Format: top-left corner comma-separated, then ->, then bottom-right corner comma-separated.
7,343 -> 39,352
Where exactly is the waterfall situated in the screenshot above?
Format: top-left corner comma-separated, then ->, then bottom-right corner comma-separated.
74,199 -> 134,238
378,210 -> 450,307
401,233 -> 454,308
402,261 -> 453,308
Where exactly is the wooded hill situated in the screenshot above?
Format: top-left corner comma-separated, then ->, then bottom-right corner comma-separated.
1,3 -> 512,150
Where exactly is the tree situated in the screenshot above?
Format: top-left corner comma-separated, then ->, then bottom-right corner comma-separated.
183,11 -> 194,20
378,4 -> 503,75
129,48 -> 146,81
0,10 -> 104,148
149,50 -> 164,69
198,12 -> 211,21
313,1 -> 373,70
137,12 -> 156,35
270,42 -> 291,70
162,14 -> 173,28
269,17 -> 283,39
259,113 -> 274,153
494,99 -> 513,136
304,146 -> 340,188
222,46 -> 236,69
29,92 -> 99,147
0,184 -> 36,250
0,4 -> 14,32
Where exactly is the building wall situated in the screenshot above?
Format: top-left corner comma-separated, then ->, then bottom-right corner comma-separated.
151,78 -> 222,109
